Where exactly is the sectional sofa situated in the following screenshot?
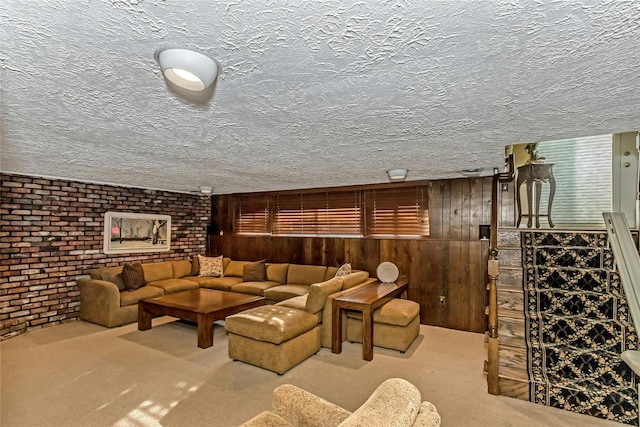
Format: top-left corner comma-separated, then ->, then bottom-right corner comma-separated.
77,257 -> 373,328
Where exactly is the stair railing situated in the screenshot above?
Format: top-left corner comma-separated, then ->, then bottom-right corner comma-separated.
602,212 -> 640,378
487,155 -> 515,395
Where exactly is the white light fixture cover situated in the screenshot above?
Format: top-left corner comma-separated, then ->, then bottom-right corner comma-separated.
199,186 -> 213,194
155,48 -> 218,91
387,169 -> 408,182
461,168 -> 481,177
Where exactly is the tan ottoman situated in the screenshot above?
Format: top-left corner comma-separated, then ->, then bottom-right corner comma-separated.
225,305 -> 321,374
346,299 -> 420,352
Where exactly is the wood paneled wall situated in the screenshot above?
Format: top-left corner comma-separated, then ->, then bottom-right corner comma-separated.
209,176 -> 507,333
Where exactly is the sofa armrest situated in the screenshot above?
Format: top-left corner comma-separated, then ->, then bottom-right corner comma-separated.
412,401 -> 441,427
271,384 -> 351,426
77,278 -> 121,326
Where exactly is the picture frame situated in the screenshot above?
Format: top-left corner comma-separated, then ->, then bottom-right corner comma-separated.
103,212 -> 171,254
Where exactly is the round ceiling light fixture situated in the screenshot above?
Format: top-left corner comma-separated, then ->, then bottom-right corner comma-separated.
154,48 -> 218,91
387,169 -> 408,182
199,186 -> 213,194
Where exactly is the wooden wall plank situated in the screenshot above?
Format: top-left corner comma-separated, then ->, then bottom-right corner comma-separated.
449,179 -> 464,240
428,181 -> 443,239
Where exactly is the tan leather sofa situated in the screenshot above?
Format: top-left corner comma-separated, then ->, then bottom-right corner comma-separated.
77,258 -> 373,328
78,259 -> 198,328
239,378 -> 441,426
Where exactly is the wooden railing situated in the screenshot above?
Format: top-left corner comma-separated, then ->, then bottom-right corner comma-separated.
487,155 -> 515,395
603,213 -> 640,377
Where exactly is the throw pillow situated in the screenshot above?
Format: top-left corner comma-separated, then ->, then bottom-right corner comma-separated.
190,254 -> 200,276
198,255 -> 224,277
243,260 -> 266,282
122,262 -> 145,291
335,263 -> 352,277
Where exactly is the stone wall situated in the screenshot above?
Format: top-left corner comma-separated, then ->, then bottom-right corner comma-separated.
0,173 -> 211,339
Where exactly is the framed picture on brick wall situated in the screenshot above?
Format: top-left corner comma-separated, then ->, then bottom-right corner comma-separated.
103,212 -> 171,254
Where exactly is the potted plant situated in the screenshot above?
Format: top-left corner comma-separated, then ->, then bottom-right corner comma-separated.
524,143 -> 544,163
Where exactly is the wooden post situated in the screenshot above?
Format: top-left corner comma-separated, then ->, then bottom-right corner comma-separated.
487,253 -> 500,395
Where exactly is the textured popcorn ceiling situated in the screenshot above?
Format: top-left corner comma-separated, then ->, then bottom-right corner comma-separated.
1,1 -> 639,194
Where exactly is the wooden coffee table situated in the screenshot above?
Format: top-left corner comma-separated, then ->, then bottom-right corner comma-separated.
138,288 -> 265,348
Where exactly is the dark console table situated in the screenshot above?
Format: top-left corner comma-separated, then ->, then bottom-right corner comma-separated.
516,163 -> 556,228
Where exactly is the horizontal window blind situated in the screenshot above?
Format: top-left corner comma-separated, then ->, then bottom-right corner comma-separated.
536,134 -> 612,228
273,191 -> 362,236
236,195 -> 270,235
365,186 -> 429,237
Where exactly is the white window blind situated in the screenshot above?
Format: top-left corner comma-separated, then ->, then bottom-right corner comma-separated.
536,134 -> 612,228
236,195 -> 270,235
365,186 -> 429,237
273,190 -> 362,236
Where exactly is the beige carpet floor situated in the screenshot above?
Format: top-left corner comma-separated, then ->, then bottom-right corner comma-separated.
0,319 -> 626,427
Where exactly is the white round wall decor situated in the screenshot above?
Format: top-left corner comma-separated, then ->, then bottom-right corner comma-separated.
377,262 -> 399,283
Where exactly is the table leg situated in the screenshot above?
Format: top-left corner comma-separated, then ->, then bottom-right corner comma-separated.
516,175 -> 524,227
534,180 -> 542,228
526,179 -> 534,228
332,303 -> 343,354
547,175 -> 556,228
138,303 -> 152,331
362,306 -> 374,361
197,313 -> 214,349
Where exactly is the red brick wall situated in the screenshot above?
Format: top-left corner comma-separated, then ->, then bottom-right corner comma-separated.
0,173 -> 211,339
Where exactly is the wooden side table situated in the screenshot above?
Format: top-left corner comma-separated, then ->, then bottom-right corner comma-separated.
516,163 -> 556,228
331,278 -> 409,361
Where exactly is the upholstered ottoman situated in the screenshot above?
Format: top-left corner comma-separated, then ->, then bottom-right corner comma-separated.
345,299 -> 420,352
225,305 -> 321,374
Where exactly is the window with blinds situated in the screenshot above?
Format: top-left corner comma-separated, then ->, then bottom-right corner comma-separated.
273,190 -> 362,236
365,186 -> 429,237
236,195 -> 271,235
234,184 -> 429,238
536,134 -> 612,228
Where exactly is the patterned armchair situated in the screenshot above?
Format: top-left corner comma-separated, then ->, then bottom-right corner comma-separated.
239,378 -> 440,427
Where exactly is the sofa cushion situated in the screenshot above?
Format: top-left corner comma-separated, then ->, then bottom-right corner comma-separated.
100,267 -> 125,291
199,255 -> 224,277
264,284 -> 311,302
142,261 -> 173,283
287,264 -> 328,286
324,266 -> 339,281
243,260 -> 266,282
275,295 -> 307,311
231,281 -> 280,296
146,278 -> 199,294
89,269 -> 102,280
276,296 -> 322,325
225,306 -> 318,345
346,299 -> 420,326
190,254 -> 200,276
240,411 -> 294,427
122,262 -> 146,291
305,277 -> 344,314
225,260 -> 249,277
172,259 -> 192,279
266,263 -> 289,284
120,285 -> 164,306
342,271 -> 370,290
198,276 -> 243,291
